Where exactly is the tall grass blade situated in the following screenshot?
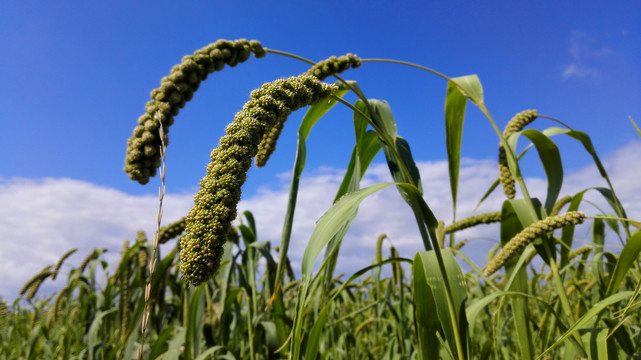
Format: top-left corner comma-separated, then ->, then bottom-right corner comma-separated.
450,74 -> 484,106
414,250 -> 469,360
538,291 -> 634,359
184,285 -> 206,360
606,231 -> 641,296
274,81 -> 350,289
517,129 -> 564,214
302,182 -> 393,276
500,199 -> 536,359
445,76 -> 471,216
581,328 -> 609,360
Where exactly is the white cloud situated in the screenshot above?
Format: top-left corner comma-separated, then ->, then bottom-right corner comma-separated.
1,141 -> 640,301
562,30 -> 614,79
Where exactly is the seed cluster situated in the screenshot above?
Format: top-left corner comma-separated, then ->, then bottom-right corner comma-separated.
179,75 -> 337,286
483,211 -> 585,276
158,218 -> 187,244
136,231 -> 148,268
305,54 -> 362,81
20,266 -> 53,299
125,39 -> 267,184
253,53 -> 362,167
51,248 -> 78,281
445,211 -> 502,234
549,195 -> 572,217
568,245 -> 592,260
498,109 -> 538,199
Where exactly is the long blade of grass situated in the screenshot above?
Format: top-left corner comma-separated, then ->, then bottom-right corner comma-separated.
581,328 -> 609,360
606,231 -> 641,296
301,182 -> 393,276
413,253 -> 441,360
184,285 -> 206,360
518,129 -> 564,214
274,80 -> 351,289
445,76 -> 471,217
414,250 -> 469,360
544,126 -> 630,236
538,291 -> 634,359
324,100 -> 382,291
305,258 -> 412,360
500,199 -> 536,359
291,182 -> 393,358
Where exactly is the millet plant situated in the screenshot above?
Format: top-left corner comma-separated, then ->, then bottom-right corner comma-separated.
4,39 -> 641,360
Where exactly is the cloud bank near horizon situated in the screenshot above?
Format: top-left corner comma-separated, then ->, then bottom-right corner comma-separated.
1,141 -> 639,300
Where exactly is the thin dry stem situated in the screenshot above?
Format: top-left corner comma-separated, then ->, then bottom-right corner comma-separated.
138,112 -> 166,360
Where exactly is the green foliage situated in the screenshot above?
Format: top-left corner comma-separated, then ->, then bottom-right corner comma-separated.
3,40 -> 640,360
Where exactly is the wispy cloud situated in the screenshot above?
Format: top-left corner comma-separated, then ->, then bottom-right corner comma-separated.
1,142 -> 639,300
563,30 -> 614,79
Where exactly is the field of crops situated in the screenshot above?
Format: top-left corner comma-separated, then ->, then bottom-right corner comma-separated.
2,39 -> 640,360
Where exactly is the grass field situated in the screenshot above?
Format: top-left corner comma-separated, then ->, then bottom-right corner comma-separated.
2,39 -> 640,360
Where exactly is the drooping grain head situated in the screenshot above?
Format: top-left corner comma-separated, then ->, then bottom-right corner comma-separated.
125,39 -> 267,185
497,109 -> 538,199
375,234 -> 387,264
254,53 -> 362,167
483,211 -> 585,276
179,75 -> 337,286
51,248 -> 78,281
158,217 -> 187,244
305,54 -> 362,81
445,211 -> 502,235
549,195 -> 572,217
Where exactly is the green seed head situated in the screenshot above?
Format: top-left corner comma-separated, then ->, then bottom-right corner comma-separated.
497,109 -> 538,199
20,266 -> 53,297
549,195 -> 573,217
159,217 -> 187,244
375,234 -> 387,264
125,39 -> 267,185
253,54 -> 361,168
305,54 -> 362,81
445,211 -> 502,234
569,245 -> 592,260
179,75 -> 337,286
51,248 -> 78,281
483,211 -> 585,276
503,109 -> 538,137
452,239 -> 469,251
498,147 -> 516,199
79,248 -> 106,275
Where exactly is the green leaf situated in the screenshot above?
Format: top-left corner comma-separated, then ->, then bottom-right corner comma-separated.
450,74 -> 484,106
414,250 -> 468,360
518,129 -> 564,214
149,326 -> 177,360
163,327 -> 187,360
368,99 -> 398,142
581,328 -> 609,360
606,231 -> 641,296
544,127 -> 629,235
445,79 -> 468,215
538,291 -> 633,359
87,308 -> 117,360
302,182 -> 393,276
274,80 -> 350,288
306,258 -> 413,360
413,253 -> 441,360
500,200 -> 535,359
382,136 -> 423,194
184,285 -> 206,360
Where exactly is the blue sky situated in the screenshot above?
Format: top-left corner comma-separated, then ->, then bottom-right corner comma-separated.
0,1 -> 640,299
